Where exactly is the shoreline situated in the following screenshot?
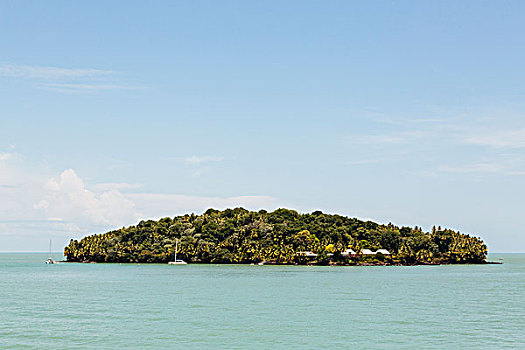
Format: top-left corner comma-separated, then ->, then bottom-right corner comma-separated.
60,260 -> 502,266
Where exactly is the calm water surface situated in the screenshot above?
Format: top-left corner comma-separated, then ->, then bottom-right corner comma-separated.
0,253 -> 523,349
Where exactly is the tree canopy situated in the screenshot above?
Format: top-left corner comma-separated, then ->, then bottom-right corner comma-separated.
64,208 -> 487,265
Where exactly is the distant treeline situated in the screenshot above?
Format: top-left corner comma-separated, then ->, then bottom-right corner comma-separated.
65,208 -> 487,265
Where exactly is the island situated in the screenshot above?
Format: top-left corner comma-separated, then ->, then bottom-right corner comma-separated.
64,208 -> 488,265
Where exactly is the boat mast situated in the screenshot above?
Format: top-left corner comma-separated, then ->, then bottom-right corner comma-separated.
49,239 -> 52,259
174,239 -> 178,262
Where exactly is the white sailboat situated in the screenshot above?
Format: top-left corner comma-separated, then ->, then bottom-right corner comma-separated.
168,239 -> 187,265
45,239 -> 57,264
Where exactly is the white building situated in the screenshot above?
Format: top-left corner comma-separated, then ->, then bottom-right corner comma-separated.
362,249 -> 391,255
295,249 -> 390,257
341,249 -> 356,256
296,251 -> 317,257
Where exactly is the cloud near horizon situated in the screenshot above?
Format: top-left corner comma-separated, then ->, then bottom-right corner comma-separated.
0,154 -> 283,250
1,152 -> 282,235
34,169 -> 139,227
0,152 -> 13,161
27,169 -> 281,232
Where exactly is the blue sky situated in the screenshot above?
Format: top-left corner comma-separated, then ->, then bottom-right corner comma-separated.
1,1 -> 524,252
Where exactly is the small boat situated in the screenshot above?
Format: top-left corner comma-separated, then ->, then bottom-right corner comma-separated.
168,239 -> 187,265
45,239 -> 57,264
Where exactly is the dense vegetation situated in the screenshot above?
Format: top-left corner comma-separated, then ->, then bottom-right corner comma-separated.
65,208 -> 487,265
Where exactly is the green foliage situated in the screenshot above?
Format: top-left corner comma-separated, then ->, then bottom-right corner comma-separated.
64,208 -> 488,265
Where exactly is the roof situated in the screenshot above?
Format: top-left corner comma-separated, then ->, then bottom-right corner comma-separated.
296,251 -> 317,257
341,249 -> 356,256
362,249 -> 391,255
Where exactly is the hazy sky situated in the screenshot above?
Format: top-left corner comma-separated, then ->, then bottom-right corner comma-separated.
1,1 -> 524,252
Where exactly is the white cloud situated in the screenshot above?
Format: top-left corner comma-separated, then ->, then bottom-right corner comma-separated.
344,158 -> 391,166
0,152 -> 13,161
0,63 -> 115,80
407,118 -> 444,124
346,131 -> 427,146
33,169 -> 280,230
185,155 -> 223,164
464,129 -> 525,149
0,63 -> 137,93
347,135 -> 406,145
39,83 -> 139,94
0,152 -> 282,250
92,182 -> 142,191
438,159 -> 525,175
438,163 -> 504,174
34,169 -> 139,227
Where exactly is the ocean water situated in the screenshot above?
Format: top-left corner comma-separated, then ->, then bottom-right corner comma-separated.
0,253 -> 523,349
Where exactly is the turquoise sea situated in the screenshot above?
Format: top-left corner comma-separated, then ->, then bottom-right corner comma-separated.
1,253 -> 523,349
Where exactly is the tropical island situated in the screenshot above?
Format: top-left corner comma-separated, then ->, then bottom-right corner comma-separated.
64,208 -> 488,265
